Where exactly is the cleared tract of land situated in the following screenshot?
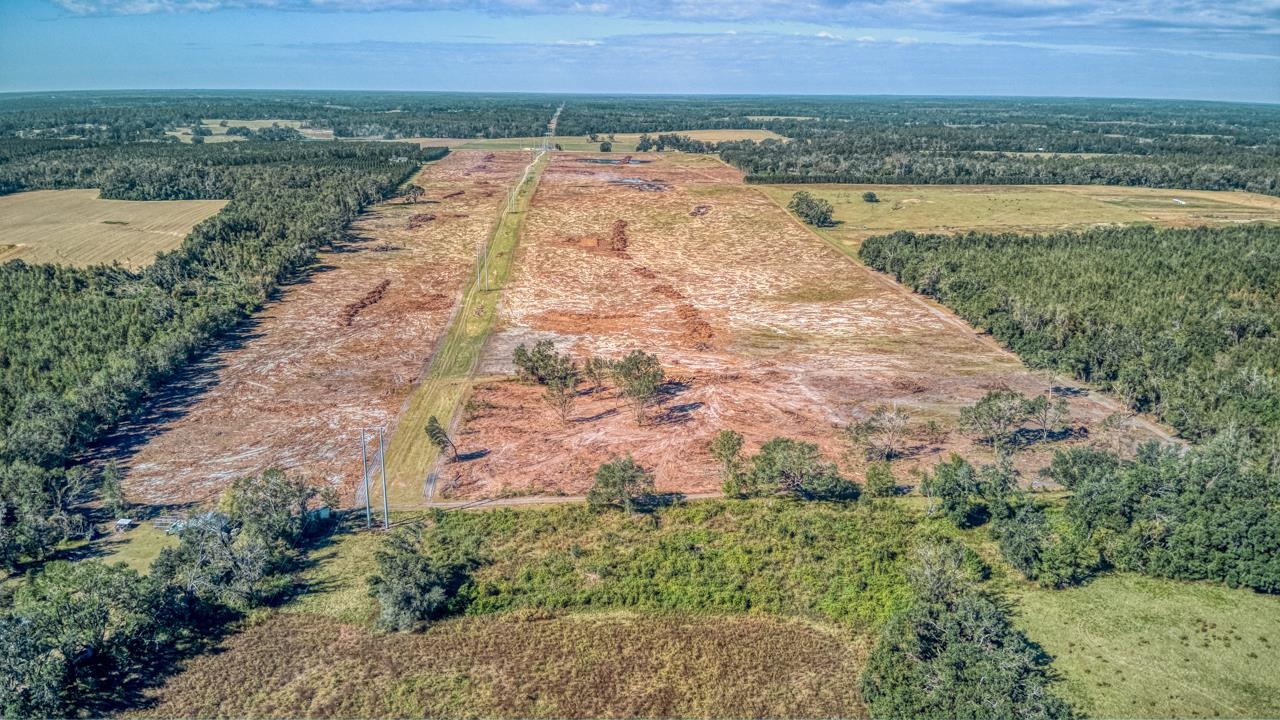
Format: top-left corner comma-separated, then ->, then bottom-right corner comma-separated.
381,149 -> 548,505
100,151 -> 526,505
438,153 -> 1161,500
0,189 -> 226,267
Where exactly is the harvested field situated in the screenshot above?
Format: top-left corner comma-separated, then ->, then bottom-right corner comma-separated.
448,153 -> 1160,499
129,611 -> 869,719
98,151 -> 528,505
760,184 -> 1280,251
0,189 -> 226,268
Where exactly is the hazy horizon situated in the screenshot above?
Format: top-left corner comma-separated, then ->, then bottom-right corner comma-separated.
2,0 -> 1277,103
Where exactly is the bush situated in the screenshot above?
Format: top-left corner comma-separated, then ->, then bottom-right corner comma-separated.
864,461 -> 897,497
368,527 -> 474,632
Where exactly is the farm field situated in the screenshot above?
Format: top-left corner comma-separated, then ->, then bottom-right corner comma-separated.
97,150 -> 526,505
0,189 -> 226,267
759,183 -> 1280,250
437,152 -> 1161,500
399,129 -> 785,152
1015,574 -> 1280,719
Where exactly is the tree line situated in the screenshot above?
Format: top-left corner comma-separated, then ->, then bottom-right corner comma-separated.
0,139 -> 439,568
859,224 -> 1280,447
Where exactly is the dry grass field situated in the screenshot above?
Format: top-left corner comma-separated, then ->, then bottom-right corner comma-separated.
0,189 -> 226,267
435,153 -> 1158,500
98,151 -> 525,505
129,611 -> 868,719
759,183 -> 1280,251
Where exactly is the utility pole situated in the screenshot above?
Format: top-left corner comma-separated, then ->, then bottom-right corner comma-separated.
359,428 -> 372,529
379,426 -> 389,530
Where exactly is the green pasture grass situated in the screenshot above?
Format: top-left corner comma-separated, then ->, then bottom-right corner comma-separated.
1015,573 -> 1280,718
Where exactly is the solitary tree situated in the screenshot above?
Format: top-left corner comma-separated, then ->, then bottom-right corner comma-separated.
1025,394 -> 1069,442
960,389 -> 1031,454
862,191 -> 880,203
425,415 -> 458,461
586,456 -> 655,513
583,356 -> 613,390
404,184 -> 425,204
100,461 -> 129,519
541,355 -> 580,424
612,350 -> 664,425
845,404 -> 911,460
600,141 -> 613,153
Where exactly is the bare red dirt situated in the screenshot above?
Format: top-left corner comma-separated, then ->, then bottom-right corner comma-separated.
101,151 -> 527,505
448,153 -> 1162,499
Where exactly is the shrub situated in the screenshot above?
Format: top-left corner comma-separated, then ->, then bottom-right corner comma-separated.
864,461 -> 897,497
368,527 -> 474,632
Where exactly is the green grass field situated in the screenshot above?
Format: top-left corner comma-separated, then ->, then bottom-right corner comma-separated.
761,183 -> 1280,252
382,151 -> 548,505
1015,573 -> 1280,719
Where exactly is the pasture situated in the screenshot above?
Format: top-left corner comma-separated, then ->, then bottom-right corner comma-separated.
759,183 -> 1280,251
0,189 -> 226,268
1016,574 -> 1280,718
164,118 -> 327,142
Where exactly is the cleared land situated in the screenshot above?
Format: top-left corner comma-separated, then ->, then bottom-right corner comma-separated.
0,189 -> 226,267
401,129 -> 786,152
98,151 -> 526,505
381,150 -> 547,505
438,153 -> 1159,500
165,118 -> 333,142
1016,574 -> 1280,718
759,183 -> 1280,251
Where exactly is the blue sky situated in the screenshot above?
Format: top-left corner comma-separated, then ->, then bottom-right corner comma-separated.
2,0 -> 1278,101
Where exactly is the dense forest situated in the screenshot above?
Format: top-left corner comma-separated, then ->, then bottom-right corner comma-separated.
859,224 -> 1280,446
0,140 -> 439,566
5,93 -> 1278,198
